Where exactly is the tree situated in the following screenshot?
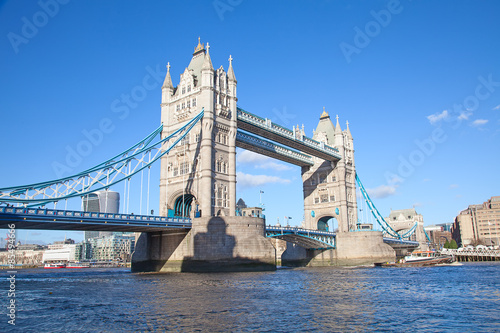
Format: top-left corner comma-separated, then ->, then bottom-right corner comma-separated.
444,240 -> 450,249
449,239 -> 458,249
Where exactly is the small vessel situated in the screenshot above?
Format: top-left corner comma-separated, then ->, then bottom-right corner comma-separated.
66,262 -> 90,269
377,250 -> 454,267
44,263 -> 66,269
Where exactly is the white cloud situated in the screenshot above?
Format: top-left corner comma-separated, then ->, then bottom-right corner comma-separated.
427,110 -> 449,125
238,150 -> 269,164
413,202 -> 422,207
423,178 -> 431,182
471,119 -> 489,127
458,110 -> 472,120
492,104 -> 500,110
237,150 -> 292,171
366,184 -> 397,199
449,184 -> 459,189
236,172 -> 291,189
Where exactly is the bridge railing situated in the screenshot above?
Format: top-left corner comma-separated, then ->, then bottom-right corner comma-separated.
0,207 -> 191,224
237,108 -> 341,159
265,225 -> 336,237
236,131 -> 314,165
441,248 -> 500,257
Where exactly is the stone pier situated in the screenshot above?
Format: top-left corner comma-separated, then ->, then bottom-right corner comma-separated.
131,216 -> 276,272
281,231 -> 395,267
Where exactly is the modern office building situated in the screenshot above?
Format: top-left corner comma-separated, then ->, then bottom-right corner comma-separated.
82,190 -> 120,240
89,233 -> 135,262
452,196 -> 500,247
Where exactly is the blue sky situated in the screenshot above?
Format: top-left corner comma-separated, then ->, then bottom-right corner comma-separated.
0,0 -> 499,244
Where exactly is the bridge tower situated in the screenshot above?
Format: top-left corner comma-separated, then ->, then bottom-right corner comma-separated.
159,39 -> 238,218
302,109 -> 358,233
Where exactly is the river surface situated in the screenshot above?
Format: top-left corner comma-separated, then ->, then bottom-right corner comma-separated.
1,262 -> 500,332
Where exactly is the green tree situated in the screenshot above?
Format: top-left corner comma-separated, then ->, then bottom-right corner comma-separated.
449,239 -> 458,249
444,240 -> 450,249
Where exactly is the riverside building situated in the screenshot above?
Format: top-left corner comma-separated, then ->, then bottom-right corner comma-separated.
452,196 -> 500,247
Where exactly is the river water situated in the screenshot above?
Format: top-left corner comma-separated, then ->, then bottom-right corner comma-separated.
1,262 -> 499,332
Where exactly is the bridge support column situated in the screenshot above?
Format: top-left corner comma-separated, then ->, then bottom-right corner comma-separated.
281,231 -> 395,267
131,216 -> 276,272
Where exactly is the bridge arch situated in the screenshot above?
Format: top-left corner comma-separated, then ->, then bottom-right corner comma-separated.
317,215 -> 337,232
168,190 -> 198,218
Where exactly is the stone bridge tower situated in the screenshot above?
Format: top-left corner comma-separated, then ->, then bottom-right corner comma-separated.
159,39 -> 238,218
302,109 -> 358,233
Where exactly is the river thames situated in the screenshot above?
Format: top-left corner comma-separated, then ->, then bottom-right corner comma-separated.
2,262 -> 499,332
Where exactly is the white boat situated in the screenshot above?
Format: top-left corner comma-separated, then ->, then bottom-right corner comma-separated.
44,263 -> 66,269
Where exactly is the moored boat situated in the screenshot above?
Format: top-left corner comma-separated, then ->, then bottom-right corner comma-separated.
66,262 -> 90,269
44,263 -> 66,269
377,250 -> 454,267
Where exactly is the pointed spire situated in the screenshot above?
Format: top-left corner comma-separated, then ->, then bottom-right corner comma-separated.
193,36 -> 205,55
346,120 -> 352,138
227,54 -> 236,81
202,41 -> 213,70
320,106 -> 329,119
162,62 -> 173,88
335,114 -> 342,134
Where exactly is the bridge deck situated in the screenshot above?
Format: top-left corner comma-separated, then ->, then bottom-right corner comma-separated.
236,131 -> 313,167
0,207 -> 191,232
237,108 -> 341,162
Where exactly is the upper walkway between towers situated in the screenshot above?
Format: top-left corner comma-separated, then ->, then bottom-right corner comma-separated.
236,107 -> 342,162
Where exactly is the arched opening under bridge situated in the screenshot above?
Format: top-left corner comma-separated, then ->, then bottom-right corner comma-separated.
174,194 -> 196,218
317,216 -> 337,232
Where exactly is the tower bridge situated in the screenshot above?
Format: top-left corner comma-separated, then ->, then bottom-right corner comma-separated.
0,39 -> 419,272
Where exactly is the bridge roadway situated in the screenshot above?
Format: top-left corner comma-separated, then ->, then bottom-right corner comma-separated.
0,207 -> 191,233
236,108 -> 342,162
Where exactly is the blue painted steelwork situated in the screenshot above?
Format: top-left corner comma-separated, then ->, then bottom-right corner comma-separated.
266,226 -> 336,250
382,237 -> 420,248
236,107 -> 341,161
0,109 -> 204,206
0,206 -> 191,232
235,130 -> 314,166
355,173 -> 417,240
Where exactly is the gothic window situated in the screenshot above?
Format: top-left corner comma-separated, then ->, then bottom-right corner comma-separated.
173,167 -> 179,177
330,195 -> 335,202
320,194 -> 329,203
187,85 -> 191,92
176,105 -> 180,112
311,177 -> 316,186
319,174 -> 327,184
187,100 -> 190,108
314,197 -> 320,204
192,98 -> 196,107
332,176 -> 336,182
195,133 -> 200,142
180,162 -> 189,175
182,87 -> 186,94
222,162 -> 227,174
182,102 -> 185,109
216,161 -> 221,172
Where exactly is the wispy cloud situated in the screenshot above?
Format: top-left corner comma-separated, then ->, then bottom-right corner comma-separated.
458,110 -> 473,120
237,150 -> 292,171
427,110 -> 449,125
236,172 -> 291,189
423,178 -> 431,182
413,202 -> 422,207
367,184 -> 397,199
449,184 -> 459,189
492,104 -> 500,110
471,119 -> 489,127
